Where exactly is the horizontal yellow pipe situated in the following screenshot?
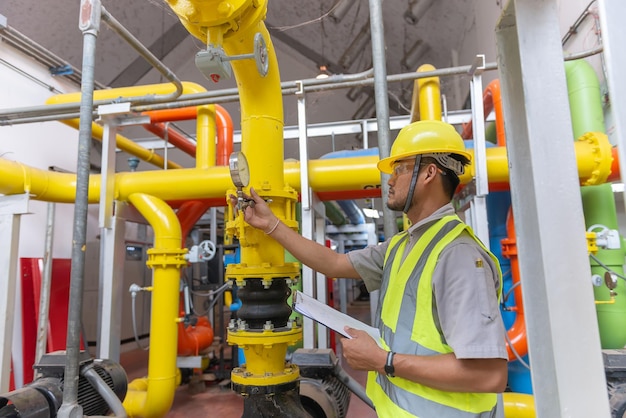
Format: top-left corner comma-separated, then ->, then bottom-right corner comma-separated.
123,193 -> 184,418
0,138 -> 613,203
502,392 -> 536,418
45,82 -> 207,170
45,81 -> 207,105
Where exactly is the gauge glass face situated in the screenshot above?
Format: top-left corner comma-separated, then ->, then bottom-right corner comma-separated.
229,151 -> 250,188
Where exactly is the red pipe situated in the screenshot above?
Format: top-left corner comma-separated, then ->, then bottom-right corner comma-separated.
462,79 -> 506,146
143,123 -> 197,157
177,315 -> 214,356
501,207 -> 528,361
144,107 -> 198,123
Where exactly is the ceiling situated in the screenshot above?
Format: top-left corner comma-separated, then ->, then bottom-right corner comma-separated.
2,0 -> 493,162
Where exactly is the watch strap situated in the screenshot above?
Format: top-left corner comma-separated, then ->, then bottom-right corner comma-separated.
384,351 -> 395,377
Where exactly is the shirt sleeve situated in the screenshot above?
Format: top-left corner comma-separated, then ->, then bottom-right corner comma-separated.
432,233 -> 508,360
346,240 -> 389,292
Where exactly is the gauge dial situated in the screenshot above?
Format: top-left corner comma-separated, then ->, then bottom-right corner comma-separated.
229,151 -> 250,188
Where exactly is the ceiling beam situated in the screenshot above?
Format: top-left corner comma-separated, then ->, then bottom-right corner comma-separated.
108,22 -> 189,87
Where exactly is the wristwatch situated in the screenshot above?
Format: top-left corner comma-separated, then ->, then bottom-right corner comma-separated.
384,351 -> 396,377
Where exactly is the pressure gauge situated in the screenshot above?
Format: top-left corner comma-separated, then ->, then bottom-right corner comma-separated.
229,151 -> 250,188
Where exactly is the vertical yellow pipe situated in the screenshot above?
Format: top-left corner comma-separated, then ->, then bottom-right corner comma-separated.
196,104 -> 216,169
410,63 -> 442,122
223,20 -> 293,269
123,193 -> 187,418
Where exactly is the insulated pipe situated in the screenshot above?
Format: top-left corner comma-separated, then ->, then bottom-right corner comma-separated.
124,193 -> 186,418
462,79 -> 506,146
501,207 -> 528,360
410,63 -> 441,122
0,138 -> 615,204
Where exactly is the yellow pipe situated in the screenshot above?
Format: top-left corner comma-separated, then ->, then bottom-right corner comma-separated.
502,392 -> 536,418
410,63 -> 441,122
123,193 -> 187,418
196,105 -> 216,169
166,0 -> 300,386
0,135 -> 614,203
45,82 -> 207,169
60,118 -> 181,170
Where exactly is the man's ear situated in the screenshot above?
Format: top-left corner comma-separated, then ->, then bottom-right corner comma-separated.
422,163 -> 438,183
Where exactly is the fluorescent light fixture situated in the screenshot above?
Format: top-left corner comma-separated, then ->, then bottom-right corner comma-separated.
362,208 -> 380,219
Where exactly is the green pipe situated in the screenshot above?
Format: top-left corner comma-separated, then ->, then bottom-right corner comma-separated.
567,59 -> 626,349
565,60 -> 606,138
581,185 -> 626,348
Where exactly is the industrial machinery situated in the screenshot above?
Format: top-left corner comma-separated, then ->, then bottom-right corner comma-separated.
0,352 -> 127,418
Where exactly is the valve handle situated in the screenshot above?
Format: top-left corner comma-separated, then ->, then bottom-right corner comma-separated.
199,240 -> 216,261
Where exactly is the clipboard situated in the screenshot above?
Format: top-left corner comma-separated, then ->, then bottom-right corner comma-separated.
292,290 -> 382,347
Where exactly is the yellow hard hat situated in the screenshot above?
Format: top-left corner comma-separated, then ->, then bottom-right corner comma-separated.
377,120 -> 472,174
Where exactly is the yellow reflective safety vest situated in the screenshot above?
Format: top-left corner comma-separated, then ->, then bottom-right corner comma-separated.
366,215 -> 502,418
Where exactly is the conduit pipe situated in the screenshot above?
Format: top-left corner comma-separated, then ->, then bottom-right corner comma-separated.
123,193 -> 186,418
0,137 -> 615,204
462,79 -> 506,146
501,207 -> 528,360
45,82 -> 208,169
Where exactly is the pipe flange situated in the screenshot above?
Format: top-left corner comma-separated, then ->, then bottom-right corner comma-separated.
578,131 -> 613,186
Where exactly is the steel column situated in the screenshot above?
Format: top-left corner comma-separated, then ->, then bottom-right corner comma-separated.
468,55 -> 490,247
597,0 -> 626,210
96,208 -> 126,362
0,194 -> 29,392
495,1 -> 610,416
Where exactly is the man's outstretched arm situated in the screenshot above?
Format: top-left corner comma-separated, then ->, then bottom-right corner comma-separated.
230,187 -> 361,279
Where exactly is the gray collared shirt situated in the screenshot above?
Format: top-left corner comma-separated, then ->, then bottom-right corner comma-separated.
347,203 -> 507,359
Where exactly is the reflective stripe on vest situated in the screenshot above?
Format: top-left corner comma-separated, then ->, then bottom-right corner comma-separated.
366,215 -> 501,417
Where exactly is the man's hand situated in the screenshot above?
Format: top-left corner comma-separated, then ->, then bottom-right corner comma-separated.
229,187 -> 278,233
341,327 -> 387,373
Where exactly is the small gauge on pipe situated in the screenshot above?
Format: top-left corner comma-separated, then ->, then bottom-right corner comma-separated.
229,151 -> 254,210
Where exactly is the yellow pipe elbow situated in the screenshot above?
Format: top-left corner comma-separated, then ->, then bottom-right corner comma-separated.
123,193 -> 185,418
411,64 -> 441,122
502,392 -> 536,418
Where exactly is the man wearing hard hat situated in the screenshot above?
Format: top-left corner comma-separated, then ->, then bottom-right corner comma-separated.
235,120 -> 508,417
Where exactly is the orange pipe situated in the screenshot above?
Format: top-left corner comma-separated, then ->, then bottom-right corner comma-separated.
141,105 -> 233,162
144,107 -> 199,123
177,316 -> 215,356
501,207 -> 528,361
462,79 -> 506,146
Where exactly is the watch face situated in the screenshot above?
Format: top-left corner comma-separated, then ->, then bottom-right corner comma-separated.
229,151 -> 250,188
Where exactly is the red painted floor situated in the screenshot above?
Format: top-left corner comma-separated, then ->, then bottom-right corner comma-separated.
119,300 -> 377,418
